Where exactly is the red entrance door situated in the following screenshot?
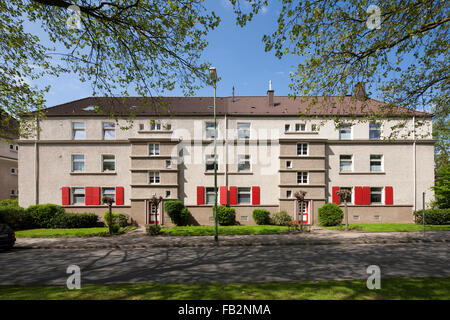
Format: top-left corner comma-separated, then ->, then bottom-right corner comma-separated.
148,202 -> 161,225
297,200 -> 310,225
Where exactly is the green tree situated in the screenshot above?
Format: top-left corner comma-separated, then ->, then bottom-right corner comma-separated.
231,0 -> 448,137
432,163 -> 450,209
0,0 -> 220,137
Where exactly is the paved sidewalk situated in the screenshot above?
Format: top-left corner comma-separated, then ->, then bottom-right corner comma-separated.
14,229 -> 450,249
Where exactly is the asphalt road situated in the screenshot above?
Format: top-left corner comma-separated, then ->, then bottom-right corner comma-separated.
0,242 -> 448,285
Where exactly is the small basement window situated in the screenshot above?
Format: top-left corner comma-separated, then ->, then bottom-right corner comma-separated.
241,216 -> 249,221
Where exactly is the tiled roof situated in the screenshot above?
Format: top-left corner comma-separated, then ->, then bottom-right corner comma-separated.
38,96 -> 432,117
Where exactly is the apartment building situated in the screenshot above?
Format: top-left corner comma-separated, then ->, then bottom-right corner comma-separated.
0,111 -> 19,201
18,89 -> 434,225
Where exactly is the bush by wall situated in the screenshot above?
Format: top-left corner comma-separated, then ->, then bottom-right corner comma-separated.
146,224 -> 161,236
0,199 -> 19,207
0,205 -> 33,230
252,209 -> 271,225
103,211 -> 129,227
214,205 -> 236,226
413,209 -> 450,225
26,204 -> 65,228
271,211 -> 293,226
318,203 -> 344,226
52,213 -> 99,228
164,200 -> 188,226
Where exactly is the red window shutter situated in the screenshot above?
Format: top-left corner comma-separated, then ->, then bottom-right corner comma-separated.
252,186 -> 260,205
85,187 -> 92,205
355,187 -> 363,205
116,187 -> 124,205
219,186 -> 228,205
62,187 -> 70,205
363,186 -> 371,205
229,186 -> 237,205
385,186 -> 393,205
197,186 -> 205,205
332,186 -> 340,204
85,187 -> 100,205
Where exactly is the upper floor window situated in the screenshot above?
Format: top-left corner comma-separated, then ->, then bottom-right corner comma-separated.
205,122 -> 215,139
72,122 -> 85,140
205,154 -> 217,172
339,124 -> 352,140
237,187 -> 251,204
149,143 -> 160,156
149,171 -> 160,184
340,155 -> 353,172
297,143 -> 308,156
102,155 -> 115,172
9,144 -> 13,150
150,122 -> 161,131
370,155 -> 383,172
285,124 -> 290,132
369,123 -> 381,140
71,155 -> 85,172
286,160 -> 292,168
11,168 -> 17,175
238,155 -> 251,172
370,187 -> 383,203
297,171 -> 308,184
339,187 -> 353,203
139,123 -> 145,131
102,188 -> 116,202
165,160 -> 171,168
72,188 -> 85,205
103,122 -> 115,140
295,123 -> 306,132
237,123 -> 250,139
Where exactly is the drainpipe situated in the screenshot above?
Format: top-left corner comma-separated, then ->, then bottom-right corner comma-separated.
225,112 -> 228,188
34,117 -> 40,205
413,116 -> 416,211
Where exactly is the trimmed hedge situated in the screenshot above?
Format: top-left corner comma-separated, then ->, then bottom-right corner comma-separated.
0,199 -> 19,207
271,211 -> 293,226
0,206 -> 34,230
52,213 -> 99,228
318,203 -> 343,226
214,205 -> 236,226
413,209 -> 450,225
26,204 -> 65,228
164,200 -> 189,226
103,211 -> 129,227
252,209 -> 271,225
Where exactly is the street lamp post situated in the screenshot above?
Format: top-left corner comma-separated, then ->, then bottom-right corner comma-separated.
209,67 -> 219,243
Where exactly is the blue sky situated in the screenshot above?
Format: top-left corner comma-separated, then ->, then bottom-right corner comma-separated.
26,1 -> 304,107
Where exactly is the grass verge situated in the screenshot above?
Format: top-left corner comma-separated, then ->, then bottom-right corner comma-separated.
323,224 -> 450,232
0,277 -> 448,300
161,225 -> 289,236
15,226 -> 136,238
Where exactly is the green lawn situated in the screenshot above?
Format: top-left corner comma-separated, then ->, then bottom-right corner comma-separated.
161,225 -> 290,236
1,277 -> 448,300
15,226 -> 135,238
324,224 -> 450,232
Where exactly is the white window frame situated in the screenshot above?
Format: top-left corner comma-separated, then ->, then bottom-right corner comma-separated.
370,154 -> 384,172
370,187 -> 383,204
339,155 -> 353,172
102,154 -> 116,172
369,123 -> 382,140
297,171 -> 309,184
205,187 -> 216,204
71,154 -> 85,172
150,122 -> 162,131
297,143 -> 308,156
72,122 -> 86,140
102,187 -> 116,203
102,122 -> 116,140
295,123 -> 306,132
149,171 -> 160,184
237,154 -> 251,172
149,143 -> 160,156
205,154 -> 217,172
339,124 -> 352,140
237,122 -> 251,140
237,187 -> 251,204
72,187 -> 85,205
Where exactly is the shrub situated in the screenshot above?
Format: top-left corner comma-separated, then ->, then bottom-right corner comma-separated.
164,200 -> 186,225
51,213 -> 99,228
146,224 -> 161,236
318,203 -> 343,226
214,205 -> 236,226
26,204 -> 65,228
252,209 -> 271,225
413,209 -> 450,225
271,211 -> 293,226
103,211 -> 129,227
0,205 -> 33,230
0,199 -> 19,207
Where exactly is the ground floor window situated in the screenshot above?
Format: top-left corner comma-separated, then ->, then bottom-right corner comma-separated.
339,187 -> 352,203
237,187 -> 251,204
102,188 -> 116,203
370,187 -> 383,203
72,188 -> 85,204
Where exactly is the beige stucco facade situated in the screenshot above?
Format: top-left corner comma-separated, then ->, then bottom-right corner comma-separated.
18,112 -> 434,226
0,140 -> 19,200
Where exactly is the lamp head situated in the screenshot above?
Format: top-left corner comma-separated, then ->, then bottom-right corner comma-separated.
209,67 -> 217,82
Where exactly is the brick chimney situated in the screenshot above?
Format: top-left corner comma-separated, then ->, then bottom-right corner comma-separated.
267,80 -> 274,106
354,82 -> 367,100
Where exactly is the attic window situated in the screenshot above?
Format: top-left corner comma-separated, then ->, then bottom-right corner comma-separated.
207,105 -> 213,109
130,105 -> 138,109
249,106 -> 256,109
83,105 -> 96,111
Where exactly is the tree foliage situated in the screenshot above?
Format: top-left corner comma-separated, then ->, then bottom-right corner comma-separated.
231,0 -> 448,135
0,0 -> 220,137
